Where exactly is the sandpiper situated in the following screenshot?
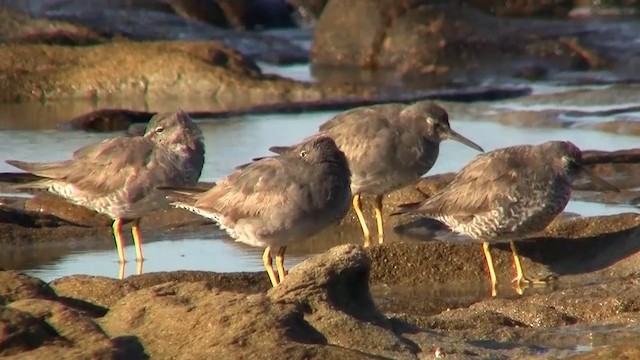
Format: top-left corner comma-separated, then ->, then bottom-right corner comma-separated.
394,141 -> 618,296
269,101 -> 483,247
164,135 -> 352,287
6,110 -> 205,265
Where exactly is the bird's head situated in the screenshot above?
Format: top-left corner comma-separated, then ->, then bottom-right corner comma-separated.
401,101 -> 484,153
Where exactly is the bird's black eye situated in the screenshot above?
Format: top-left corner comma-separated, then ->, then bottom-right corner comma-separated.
300,150 -> 307,158
155,126 -> 164,133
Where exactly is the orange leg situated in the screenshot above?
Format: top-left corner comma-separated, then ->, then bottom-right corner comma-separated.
482,242 -> 498,297
131,219 -> 144,262
136,260 -> 144,276
352,194 -> 371,247
373,194 -> 385,244
118,262 -> 126,280
262,247 -> 279,287
510,241 -> 548,294
112,219 -> 126,263
275,246 -> 287,284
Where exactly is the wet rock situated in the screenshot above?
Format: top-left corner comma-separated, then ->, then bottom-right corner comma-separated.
100,245 -> 511,358
5,0 -> 308,64
416,276 -> 640,346
584,118 -> 640,136
24,193 -> 113,228
0,40 -> 309,103
59,109 -> 154,132
57,85 -> 531,131
382,213 -> 640,288
101,245 -> 409,359
0,7 -> 105,45
462,0 -> 573,17
0,271 -> 56,305
566,342 -> 640,360
311,1 -> 640,83
0,205 -> 74,228
3,233 -> 640,359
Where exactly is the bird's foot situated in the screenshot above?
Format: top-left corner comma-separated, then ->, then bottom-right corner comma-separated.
511,274 -> 556,295
490,283 -> 498,298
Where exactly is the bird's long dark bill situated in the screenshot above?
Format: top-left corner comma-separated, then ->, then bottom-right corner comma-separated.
446,129 -> 484,152
580,166 -> 620,192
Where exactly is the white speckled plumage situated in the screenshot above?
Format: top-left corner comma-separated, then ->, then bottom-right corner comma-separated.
394,140 -> 613,296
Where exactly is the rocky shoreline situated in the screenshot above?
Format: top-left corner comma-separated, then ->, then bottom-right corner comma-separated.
2,146 -> 639,358
2,1 -> 640,359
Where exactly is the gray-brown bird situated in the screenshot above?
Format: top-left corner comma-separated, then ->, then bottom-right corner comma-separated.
6,110 -> 205,264
269,101 -> 483,247
164,135 -> 351,287
394,141 -> 618,296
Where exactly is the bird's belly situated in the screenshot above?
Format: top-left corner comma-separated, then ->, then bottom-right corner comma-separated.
48,183 -> 167,220
440,203 -> 567,242
351,171 -> 416,195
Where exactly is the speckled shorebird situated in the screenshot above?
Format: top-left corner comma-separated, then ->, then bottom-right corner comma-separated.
6,110 -> 205,264
393,141 -> 618,296
268,101 -> 484,247
164,135 -> 352,287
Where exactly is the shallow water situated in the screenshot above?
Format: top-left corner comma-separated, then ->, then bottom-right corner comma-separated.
0,63 -> 639,283
1,110 -> 637,282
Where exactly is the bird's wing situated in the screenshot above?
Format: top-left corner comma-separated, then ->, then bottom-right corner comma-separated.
402,149 -> 530,216
322,109 -> 397,163
269,105 -> 402,160
7,137 -> 156,194
191,157 -> 307,221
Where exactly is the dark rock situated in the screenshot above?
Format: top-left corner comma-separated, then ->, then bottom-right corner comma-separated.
0,7 -> 105,45
7,299 -> 125,359
0,306 -> 58,357
163,0 -> 246,29
462,0 -> 574,17
0,271 -> 56,305
243,0 -> 298,29
287,0 -> 327,25
311,1 -> 640,83
8,1 -> 308,64
59,109 -> 154,132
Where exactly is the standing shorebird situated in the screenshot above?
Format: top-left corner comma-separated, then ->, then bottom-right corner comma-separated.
269,101 -> 483,247
6,110 -> 205,266
164,135 -> 352,287
393,141 -> 618,296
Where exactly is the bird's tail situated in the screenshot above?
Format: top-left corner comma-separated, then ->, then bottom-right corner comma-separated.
268,145 -> 295,154
156,186 -> 204,206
